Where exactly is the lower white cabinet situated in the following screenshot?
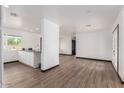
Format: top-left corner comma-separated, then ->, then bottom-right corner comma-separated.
18,51 -> 41,68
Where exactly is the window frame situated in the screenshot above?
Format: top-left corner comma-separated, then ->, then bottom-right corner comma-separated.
4,34 -> 22,50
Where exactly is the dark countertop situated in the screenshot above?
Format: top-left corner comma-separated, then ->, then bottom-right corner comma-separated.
19,50 -> 41,53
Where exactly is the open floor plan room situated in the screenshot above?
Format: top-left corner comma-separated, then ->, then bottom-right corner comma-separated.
1,5 -> 124,88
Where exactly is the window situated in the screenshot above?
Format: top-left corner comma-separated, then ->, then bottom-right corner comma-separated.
4,35 -> 22,50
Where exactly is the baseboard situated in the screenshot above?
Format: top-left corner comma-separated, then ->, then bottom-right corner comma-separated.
76,57 -> 111,62
59,53 -> 72,56
41,65 -> 59,72
4,60 -> 19,64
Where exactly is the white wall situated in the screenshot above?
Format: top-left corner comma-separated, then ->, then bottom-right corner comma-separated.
76,30 -> 112,60
60,32 -> 72,55
111,7 -> 124,81
0,28 -> 2,88
0,6 -> 3,87
41,19 -> 59,70
0,29 -> 2,87
2,27 -> 41,63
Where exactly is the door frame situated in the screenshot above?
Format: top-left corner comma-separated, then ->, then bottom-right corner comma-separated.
112,24 -> 119,73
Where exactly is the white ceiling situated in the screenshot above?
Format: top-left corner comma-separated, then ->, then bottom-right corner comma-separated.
2,5 -> 122,34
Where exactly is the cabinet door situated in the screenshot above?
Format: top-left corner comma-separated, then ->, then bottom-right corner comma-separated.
26,52 -> 34,67
18,51 -> 25,63
18,51 -> 34,67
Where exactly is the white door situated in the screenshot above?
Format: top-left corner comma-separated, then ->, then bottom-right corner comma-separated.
112,26 -> 119,72
0,29 -> 2,87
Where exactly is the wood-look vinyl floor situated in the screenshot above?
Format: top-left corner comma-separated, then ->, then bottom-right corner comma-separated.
4,55 -> 124,88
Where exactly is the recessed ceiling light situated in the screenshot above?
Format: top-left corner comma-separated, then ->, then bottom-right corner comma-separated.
3,5 -> 9,8
87,10 -> 92,14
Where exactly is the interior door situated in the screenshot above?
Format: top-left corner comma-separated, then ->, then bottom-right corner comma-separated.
112,25 -> 119,72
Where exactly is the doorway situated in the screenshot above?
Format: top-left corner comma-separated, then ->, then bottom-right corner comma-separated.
112,24 -> 119,73
72,40 -> 76,55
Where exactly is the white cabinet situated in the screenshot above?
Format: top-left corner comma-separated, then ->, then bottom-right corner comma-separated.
18,51 -> 41,68
3,50 -> 18,63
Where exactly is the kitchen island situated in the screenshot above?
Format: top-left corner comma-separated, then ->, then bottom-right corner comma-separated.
18,50 -> 41,68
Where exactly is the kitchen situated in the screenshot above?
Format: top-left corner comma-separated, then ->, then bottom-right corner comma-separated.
2,27 -> 42,68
